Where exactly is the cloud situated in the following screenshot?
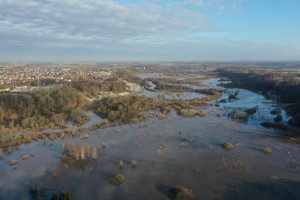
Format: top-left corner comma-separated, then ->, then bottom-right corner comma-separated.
0,0 -> 242,48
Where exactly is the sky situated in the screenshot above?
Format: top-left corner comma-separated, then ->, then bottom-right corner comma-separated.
0,0 -> 299,62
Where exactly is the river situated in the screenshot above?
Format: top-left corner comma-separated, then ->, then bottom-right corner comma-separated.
0,73 -> 299,200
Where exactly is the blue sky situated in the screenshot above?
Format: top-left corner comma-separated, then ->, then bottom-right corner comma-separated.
0,0 -> 299,61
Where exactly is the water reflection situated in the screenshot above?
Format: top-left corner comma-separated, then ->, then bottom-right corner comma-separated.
0,73 -> 299,200
223,178 -> 300,200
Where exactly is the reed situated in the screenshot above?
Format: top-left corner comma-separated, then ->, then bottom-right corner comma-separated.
119,160 -> 124,167
62,142 -> 98,160
80,145 -> 85,160
62,142 -> 65,152
91,147 -> 98,159
131,160 -> 137,168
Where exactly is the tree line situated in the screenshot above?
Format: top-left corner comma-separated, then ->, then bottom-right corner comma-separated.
216,67 -> 300,127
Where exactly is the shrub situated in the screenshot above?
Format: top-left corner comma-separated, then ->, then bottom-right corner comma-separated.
168,187 -> 195,200
80,134 -> 89,140
51,192 -> 73,200
108,174 -> 125,185
274,115 -> 282,123
263,147 -> 272,154
9,160 -> 18,166
222,142 -> 234,150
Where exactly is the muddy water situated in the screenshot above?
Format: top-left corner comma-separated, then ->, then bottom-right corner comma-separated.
0,74 -> 299,200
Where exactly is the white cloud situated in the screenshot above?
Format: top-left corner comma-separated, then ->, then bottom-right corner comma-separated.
0,0 -> 242,48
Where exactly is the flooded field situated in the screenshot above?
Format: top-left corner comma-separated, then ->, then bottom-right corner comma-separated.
0,73 -> 299,200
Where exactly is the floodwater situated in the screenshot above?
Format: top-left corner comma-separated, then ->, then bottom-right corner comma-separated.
0,73 -> 299,200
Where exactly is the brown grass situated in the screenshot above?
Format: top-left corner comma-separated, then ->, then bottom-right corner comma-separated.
22,154 -> 29,160
80,134 -> 89,140
199,111 -> 206,117
9,160 -> 18,166
158,115 -> 168,119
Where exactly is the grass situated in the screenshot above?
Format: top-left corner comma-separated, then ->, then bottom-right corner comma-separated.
108,174 -> 125,185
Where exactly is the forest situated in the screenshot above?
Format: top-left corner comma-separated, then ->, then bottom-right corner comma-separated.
0,86 -> 86,131
216,67 -> 300,127
93,95 -> 165,125
72,78 -> 127,96
0,78 -> 131,131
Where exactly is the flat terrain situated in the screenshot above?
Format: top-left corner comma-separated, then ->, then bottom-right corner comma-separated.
0,65 -> 299,200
